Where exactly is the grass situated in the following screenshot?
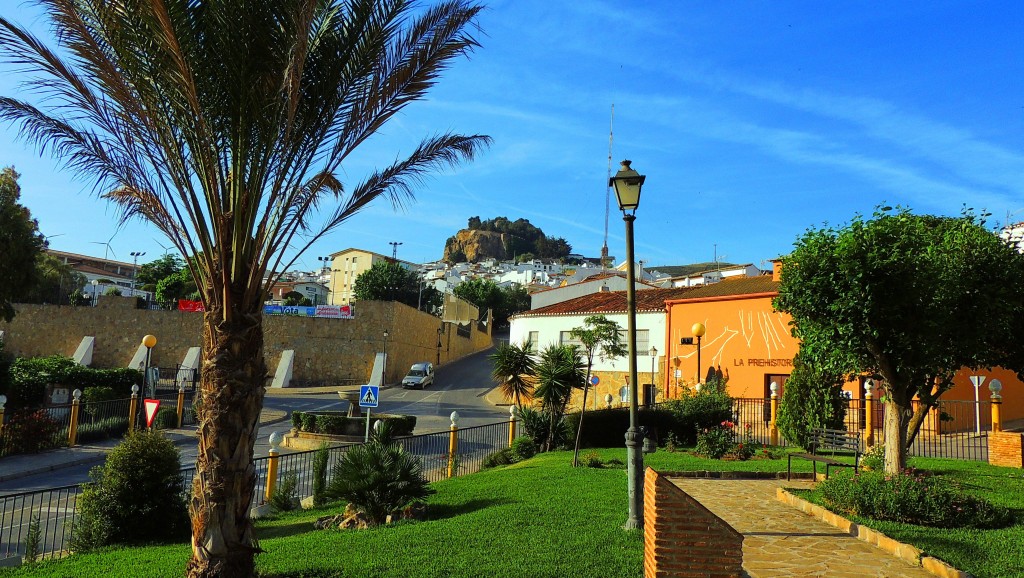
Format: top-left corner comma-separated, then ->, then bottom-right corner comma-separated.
4,447 -> 1021,577
794,458 -> 1024,578
4,451 -> 645,578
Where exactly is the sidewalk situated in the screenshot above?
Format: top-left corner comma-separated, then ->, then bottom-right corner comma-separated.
0,408 -> 289,485
670,478 -> 935,577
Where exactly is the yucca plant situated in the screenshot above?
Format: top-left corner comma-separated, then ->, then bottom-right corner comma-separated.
325,421 -> 433,526
0,2 -> 487,575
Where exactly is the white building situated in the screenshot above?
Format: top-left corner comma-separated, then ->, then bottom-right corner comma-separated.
529,272 -> 653,310
510,286 -> 695,407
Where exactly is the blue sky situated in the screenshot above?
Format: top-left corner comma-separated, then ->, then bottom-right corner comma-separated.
1,1 -> 1022,271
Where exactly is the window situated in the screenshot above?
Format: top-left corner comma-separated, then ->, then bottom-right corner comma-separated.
616,329 -> 649,354
527,331 -> 539,351
619,385 -> 629,403
559,331 -> 582,350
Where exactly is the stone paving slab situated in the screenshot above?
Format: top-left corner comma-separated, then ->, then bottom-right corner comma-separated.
669,478 -> 935,578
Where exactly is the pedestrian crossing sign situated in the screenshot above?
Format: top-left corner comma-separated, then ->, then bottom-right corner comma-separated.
359,385 -> 380,408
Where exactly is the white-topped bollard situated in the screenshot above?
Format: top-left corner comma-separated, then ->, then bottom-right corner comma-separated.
68,389 -> 82,446
508,405 -> 518,446
990,379 -> 1003,432
448,411 -> 460,478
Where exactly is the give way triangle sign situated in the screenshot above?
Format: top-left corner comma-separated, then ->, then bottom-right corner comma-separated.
144,399 -> 162,428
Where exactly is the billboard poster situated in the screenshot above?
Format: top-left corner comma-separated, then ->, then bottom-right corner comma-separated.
178,299 -> 205,312
263,304 -> 354,319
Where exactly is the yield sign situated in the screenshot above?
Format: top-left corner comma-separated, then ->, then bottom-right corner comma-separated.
359,385 -> 380,408
144,399 -> 162,428
969,375 -> 986,389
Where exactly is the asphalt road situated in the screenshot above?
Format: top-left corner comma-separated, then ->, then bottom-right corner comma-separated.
0,344 -> 503,494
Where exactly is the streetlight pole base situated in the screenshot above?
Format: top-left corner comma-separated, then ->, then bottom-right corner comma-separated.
625,427 -> 644,530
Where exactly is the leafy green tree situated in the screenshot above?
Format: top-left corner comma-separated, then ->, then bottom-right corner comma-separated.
533,344 -> 585,451
776,354 -> 847,450
490,340 -> 536,408
352,260 -> 427,309
774,207 -> 1024,473
135,254 -> 185,287
282,291 -> 312,306
0,2 -> 489,575
22,254 -> 86,305
453,280 -> 528,326
568,315 -> 627,466
156,267 -> 200,303
0,167 -> 45,320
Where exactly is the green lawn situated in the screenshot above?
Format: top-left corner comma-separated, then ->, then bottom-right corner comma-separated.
4,448 -> 1021,578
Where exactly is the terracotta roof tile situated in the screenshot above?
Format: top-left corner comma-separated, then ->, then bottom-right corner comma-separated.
666,275 -> 779,301
517,287 -> 697,317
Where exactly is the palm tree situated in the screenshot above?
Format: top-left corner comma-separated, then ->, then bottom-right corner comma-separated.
0,2 -> 488,576
490,340 -> 536,408
568,315 -> 626,466
533,344 -> 585,451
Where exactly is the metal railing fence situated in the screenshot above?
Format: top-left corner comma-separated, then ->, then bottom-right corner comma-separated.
0,418 -> 514,563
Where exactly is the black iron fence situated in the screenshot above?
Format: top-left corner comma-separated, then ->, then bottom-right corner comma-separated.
728,397 -> 990,461
0,418 -> 514,563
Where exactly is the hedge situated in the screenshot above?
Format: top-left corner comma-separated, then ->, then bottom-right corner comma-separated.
291,410 -> 416,437
0,355 -> 142,412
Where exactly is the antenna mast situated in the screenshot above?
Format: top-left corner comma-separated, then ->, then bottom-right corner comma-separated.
602,104 -> 614,270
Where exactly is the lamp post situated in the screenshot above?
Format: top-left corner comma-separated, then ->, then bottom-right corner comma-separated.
610,159 -> 646,531
130,251 -> 146,294
692,322 -> 706,384
91,279 -> 99,306
382,329 -> 389,387
436,327 -> 443,365
140,334 -> 157,428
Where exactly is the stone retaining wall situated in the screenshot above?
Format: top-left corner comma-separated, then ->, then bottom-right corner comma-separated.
0,297 -> 492,386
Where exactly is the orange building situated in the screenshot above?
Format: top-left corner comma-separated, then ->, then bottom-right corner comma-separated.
662,264 -> 1024,430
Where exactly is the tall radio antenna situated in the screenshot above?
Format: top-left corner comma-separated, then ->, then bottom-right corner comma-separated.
601,104 -> 614,270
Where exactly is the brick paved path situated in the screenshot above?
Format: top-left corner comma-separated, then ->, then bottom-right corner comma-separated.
669,479 -> 935,578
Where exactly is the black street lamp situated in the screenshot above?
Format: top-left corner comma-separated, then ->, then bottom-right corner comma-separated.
692,322 -> 706,385
610,159 -> 646,530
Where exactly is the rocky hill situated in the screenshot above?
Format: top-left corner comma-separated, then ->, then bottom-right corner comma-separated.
443,229 -> 507,263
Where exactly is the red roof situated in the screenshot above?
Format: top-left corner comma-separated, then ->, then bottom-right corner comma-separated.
665,275 -> 778,301
517,287 -> 696,317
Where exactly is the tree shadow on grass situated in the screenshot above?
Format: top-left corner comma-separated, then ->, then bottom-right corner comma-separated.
428,497 -> 512,520
258,519 -> 324,540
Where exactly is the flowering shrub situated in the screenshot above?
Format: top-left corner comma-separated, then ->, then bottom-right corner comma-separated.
819,469 -> 1013,529
696,421 -> 768,460
0,409 -> 62,455
695,422 -> 735,459
861,444 -> 885,470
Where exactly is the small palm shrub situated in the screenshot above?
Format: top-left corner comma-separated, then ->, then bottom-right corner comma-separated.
71,430 -> 190,551
518,407 -> 569,450
325,422 -> 434,526
270,472 -> 300,513
818,469 -> 1013,529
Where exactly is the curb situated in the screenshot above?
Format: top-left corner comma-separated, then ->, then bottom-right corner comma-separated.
776,488 -> 973,578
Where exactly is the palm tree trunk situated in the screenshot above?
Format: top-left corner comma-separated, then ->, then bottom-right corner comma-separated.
187,307 -> 266,578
